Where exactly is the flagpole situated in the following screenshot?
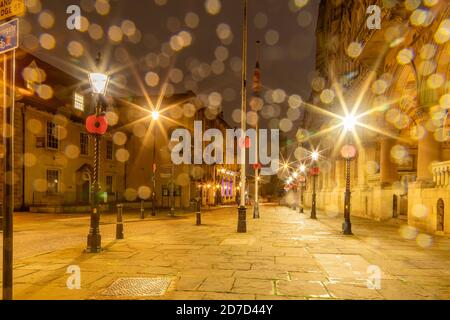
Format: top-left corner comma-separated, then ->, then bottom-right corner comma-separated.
237,0 -> 248,233
253,40 -> 261,219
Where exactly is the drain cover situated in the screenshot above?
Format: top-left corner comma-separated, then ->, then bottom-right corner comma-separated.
102,278 -> 171,297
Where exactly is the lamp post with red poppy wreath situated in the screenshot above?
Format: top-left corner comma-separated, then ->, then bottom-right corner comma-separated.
298,164 -> 307,214
310,152 -> 320,220
85,53 -> 110,253
341,114 -> 357,235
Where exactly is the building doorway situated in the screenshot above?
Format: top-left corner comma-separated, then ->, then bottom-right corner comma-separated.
393,195 -> 398,218
437,199 -> 444,232
76,164 -> 92,205
399,195 -> 408,217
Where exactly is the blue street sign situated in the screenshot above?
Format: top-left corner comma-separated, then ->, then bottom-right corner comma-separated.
0,18 -> 18,54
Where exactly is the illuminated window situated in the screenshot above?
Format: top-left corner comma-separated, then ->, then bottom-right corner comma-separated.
74,92 -> 84,111
46,121 -> 59,150
47,169 -> 59,193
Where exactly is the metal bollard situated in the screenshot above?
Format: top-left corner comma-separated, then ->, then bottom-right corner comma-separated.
237,206 -> 247,233
116,204 -> 124,240
196,199 -> 201,225
140,200 -> 145,219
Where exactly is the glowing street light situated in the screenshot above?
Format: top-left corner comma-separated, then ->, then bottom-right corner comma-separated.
312,151 -> 319,161
343,114 -> 357,132
88,72 -> 110,95
86,53 -> 110,253
151,110 -> 160,120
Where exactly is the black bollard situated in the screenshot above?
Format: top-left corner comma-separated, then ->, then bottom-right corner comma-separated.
196,199 -> 201,225
140,200 -> 145,219
116,204 -> 124,240
237,206 -> 247,233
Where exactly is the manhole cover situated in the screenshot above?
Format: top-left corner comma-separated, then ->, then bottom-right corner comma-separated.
102,278 -> 171,297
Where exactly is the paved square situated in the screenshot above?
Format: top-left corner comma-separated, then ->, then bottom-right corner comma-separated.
1,205 -> 450,300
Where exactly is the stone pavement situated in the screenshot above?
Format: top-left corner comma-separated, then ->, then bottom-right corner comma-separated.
1,205 -> 450,300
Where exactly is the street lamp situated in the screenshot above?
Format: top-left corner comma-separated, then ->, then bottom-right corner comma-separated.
196,182 -> 202,225
291,171 -> 299,210
151,110 -> 160,216
299,164 -> 306,213
86,54 -> 110,253
152,110 -> 160,120
343,114 -> 357,132
341,114 -> 357,235
310,151 -> 320,220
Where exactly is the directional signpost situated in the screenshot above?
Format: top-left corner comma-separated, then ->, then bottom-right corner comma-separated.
0,18 -> 19,53
1,0 -> 23,301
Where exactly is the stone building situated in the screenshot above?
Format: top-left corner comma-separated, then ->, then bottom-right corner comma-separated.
302,0 -> 450,235
1,49 -> 127,212
118,95 -> 239,210
0,50 -> 238,213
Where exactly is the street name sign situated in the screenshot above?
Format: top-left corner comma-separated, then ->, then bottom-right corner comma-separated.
0,18 -> 18,54
0,0 -> 24,21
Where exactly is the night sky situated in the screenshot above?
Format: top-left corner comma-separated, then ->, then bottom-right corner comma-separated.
21,0 -> 320,135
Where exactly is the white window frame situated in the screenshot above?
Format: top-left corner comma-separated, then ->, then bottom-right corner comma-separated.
46,121 -> 59,150
80,132 -> 89,156
46,169 -> 60,194
74,92 -> 85,111
106,175 -> 114,193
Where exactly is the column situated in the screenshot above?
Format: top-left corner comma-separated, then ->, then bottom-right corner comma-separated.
335,159 -> 344,188
328,161 -> 336,189
379,138 -> 398,185
417,128 -> 441,182
357,146 -> 367,187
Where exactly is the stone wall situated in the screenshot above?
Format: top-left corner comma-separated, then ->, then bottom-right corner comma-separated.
408,183 -> 450,234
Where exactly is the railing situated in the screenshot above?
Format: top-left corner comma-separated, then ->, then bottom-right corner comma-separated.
32,192 -> 73,206
32,192 -> 119,206
432,161 -> 450,188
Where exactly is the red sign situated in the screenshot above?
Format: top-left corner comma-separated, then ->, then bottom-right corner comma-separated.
310,167 -> 320,176
86,115 -> 108,135
253,163 -> 262,171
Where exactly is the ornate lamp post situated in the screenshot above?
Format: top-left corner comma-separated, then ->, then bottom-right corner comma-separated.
196,181 -> 202,225
292,171 -> 298,210
151,110 -> 160,216
86,54 -> 110,253
299,164 -> 306,213
310,151 -> 320,220
341,115 -> 357,235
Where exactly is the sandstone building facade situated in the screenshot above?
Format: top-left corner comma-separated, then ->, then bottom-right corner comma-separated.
302,0 -> 450,235
0,50 -> 238,213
